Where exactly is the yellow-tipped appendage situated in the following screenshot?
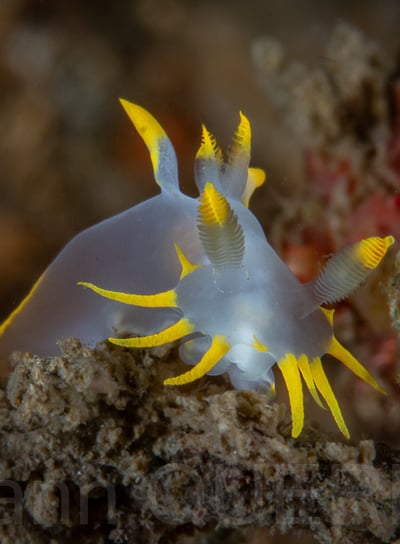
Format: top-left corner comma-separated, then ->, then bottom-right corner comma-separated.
355,235 -> 395,270
327,336 -> 386,395
77,246 -> 203,351
242,167 -> 266,207
278,334 -> 386,438
78,281 -> 177,308
196,125 -> 222,163
297,354 -> 325,409
197,182 -> 245,268
119,98 -> 167,183
164,334 -> 230,385
174,244 -> 202,279
109,317 -> 194,348
229,111 -> 251,161
198,182 -> 230,227
278,352 -> 349,438
277,354 -> 304,438
310,356 -> 350,439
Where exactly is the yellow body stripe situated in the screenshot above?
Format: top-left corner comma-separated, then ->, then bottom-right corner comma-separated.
78,281 -> 177,308
297,354 -> 325,409
310,357 -> 350,439
277,354 -> 304,438
119,98 -> 167,183
109,318 -> 194,348
198,182 -> 230,226
355,236 -> 394,269
328,336 -> 386,394
164,334 -> 230,385
0,272 -> 45,337
174,244 -> 201,279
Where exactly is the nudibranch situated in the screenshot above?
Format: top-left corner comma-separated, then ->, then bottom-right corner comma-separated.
0,99 -> 394,438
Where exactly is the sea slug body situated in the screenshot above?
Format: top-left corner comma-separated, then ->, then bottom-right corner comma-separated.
0,99 -> 394,438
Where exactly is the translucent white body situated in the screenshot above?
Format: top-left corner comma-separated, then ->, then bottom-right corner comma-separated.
0,100 -> 390,438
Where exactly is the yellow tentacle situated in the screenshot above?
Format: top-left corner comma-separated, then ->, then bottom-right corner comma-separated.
310,357 -> 350,439
109,318 -> 194,348
119,99 -> 166,178
78,281 -> 177,308
297,354 -> 325,409
277,353 -> 304,438
119,98 -> 179,190
242,168 -> 266,207
327,336 -> 386,395
164,334 -> 230,385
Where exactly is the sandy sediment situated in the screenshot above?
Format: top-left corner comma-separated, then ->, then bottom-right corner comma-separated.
0,338 -> 398,543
